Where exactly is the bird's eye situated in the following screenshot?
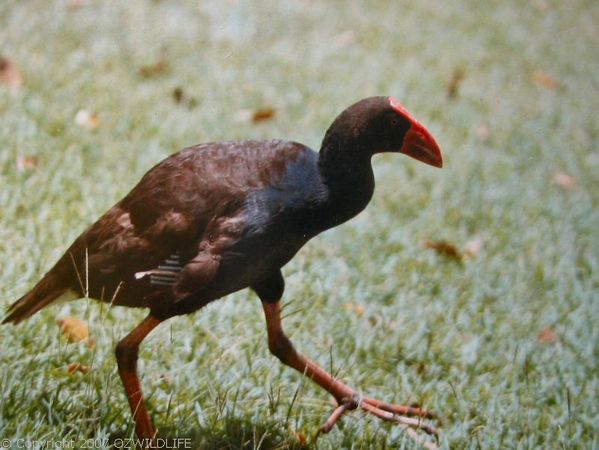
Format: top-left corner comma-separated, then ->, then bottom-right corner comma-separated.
391,119 -> 398,125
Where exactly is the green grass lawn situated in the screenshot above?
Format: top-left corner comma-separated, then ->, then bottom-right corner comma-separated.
1,0 -> 597,448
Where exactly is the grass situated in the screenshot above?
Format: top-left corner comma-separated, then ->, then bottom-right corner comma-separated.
0,0 -> 597,448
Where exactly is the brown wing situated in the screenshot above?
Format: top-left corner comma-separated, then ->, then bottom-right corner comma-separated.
63,140 -> 306,303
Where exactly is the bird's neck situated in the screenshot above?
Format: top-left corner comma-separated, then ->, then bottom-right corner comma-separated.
316,132 -> 375,227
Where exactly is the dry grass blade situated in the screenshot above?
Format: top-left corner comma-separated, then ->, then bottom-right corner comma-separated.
447,67 -> 465,99
67,363 -> 90,375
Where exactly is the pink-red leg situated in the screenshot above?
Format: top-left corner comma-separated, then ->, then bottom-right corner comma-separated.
115,314 -> 161,443
262,301 -> 438,441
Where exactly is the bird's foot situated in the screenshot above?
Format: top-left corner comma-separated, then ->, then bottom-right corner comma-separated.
318,394 -> 439,449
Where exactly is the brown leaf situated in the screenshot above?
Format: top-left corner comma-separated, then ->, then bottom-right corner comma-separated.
344,303 -> 365,316
139,60 -> 168,78
74,109 -> 100,130
252,107 -> 276,123
0,57 -> 23,91
537,327 -> 557,344
532,70 -> 559,89
553,171 -> 575,190
234,107 -> 277,124
16,155 -> 38,172
446,67 -> 465,99
425,240 -> 463,262
67,363 -> 90,375
57,316 -> 89,343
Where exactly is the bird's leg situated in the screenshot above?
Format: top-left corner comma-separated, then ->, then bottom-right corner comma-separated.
115,314 -> 162,443
262,301 -> 438,439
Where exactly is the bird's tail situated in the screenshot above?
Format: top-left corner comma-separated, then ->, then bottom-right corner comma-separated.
3,271 -> 76,325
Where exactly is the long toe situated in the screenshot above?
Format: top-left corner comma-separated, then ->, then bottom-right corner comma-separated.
319,403 -> 352,434
362,396 -> 437,420
361,401 -> 439,437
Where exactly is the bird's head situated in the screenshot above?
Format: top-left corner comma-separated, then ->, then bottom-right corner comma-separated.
325,96 -> 443,168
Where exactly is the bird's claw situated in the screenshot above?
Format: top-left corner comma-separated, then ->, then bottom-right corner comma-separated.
318,395 -> 439,448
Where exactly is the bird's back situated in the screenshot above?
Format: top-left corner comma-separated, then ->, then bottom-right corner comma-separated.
4,139 -> 325,322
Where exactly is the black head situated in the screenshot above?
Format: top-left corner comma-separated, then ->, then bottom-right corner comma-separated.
322,96 -> 443,168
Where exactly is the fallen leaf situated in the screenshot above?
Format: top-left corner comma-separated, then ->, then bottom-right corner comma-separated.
553,171 -> 575,190
531,0 -> 549,13
344,303 -> 365,316
0,57 -> 23,91
464,235 -> 487,259
532,70 -> 559,89
425,240 -> 463,262
333,30 -> 356,48
67,363 -> 90,375
252,107 -> 276,123
446,67 -> 465,99
67,0 -> 87,9
16,155 -> 38,172
74,109 -> 100,130
537,327 -> 556,344
476,124 -> 490,143
57,316 -> 89,343
234,107 -> 277,123
139,60 -> 168,78
172,86 -> 184,103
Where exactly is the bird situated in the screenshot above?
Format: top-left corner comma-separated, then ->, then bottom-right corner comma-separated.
3,96 -> 443,445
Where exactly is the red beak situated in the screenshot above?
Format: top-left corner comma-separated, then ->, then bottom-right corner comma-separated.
389,97 -> 443,168
399,122 -> 443,168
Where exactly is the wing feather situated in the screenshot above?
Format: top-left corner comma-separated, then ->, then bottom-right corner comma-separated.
62,140 -> 309,303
